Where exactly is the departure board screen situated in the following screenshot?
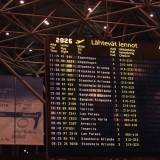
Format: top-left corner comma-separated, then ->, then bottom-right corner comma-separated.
45,36 -> 160,158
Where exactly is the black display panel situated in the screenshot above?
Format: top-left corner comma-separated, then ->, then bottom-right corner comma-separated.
45,36 -> 160,158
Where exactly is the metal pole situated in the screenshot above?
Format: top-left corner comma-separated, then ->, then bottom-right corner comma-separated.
0,146 -> 2,154
0,58 -> 46,105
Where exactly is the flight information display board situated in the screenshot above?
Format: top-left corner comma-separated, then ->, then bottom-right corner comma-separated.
45,36 -> 160,158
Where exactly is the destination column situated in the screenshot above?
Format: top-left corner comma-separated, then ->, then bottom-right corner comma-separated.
77,56 -> 100,148
77,55 -> 115,150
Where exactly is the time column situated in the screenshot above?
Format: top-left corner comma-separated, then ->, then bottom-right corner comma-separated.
50,54 -> 62,146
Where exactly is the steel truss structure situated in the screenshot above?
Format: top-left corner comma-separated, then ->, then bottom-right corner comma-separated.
0,0 -> 160,76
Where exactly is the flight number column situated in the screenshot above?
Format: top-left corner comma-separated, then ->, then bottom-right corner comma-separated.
61,55 -> 78,146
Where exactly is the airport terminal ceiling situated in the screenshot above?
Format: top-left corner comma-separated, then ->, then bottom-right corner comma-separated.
0,0 -> 160,76
0,0 -> 160,160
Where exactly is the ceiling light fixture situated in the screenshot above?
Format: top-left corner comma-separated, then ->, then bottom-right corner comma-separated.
29,49 -> 32,52
103,26 -> 107,29
150,13 -> 154,17
6,32 -> 9,35
44,20 -> 49,25
88,7 -> 92,12
20,0 -> 24,4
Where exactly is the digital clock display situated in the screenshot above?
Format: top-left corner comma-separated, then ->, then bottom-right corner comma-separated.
56,37 -> 72,44
45,36 -> 160,158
